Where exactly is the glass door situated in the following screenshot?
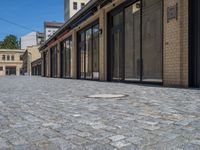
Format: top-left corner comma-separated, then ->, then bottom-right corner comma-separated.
108,0 -> 163,83
78,22 -> 100,80
124,2 -> 141,81
50,46 -> 57,78
142,0 -> 163,82
110,11 -> 124,81
60,42 -> 66,78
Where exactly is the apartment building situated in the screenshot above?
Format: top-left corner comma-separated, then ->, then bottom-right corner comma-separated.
0,49 -> 25,76
21,32 -> 44,50
64,0 -> 90,22
39,0 -> 200,88
44,22 -> 63,41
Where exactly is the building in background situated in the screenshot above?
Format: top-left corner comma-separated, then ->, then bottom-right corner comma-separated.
31,58 -> 42,76
64,0 -> 90,22
44,22 -> 63,41
22,45 -> 41,75
20,32 -> 44,50
0,49 -> 25,76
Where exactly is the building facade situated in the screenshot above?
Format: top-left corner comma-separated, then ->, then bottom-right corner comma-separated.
0,49 -> 25,76
22,45 -> 41,75
64,0 -> 90,22
31,58 -> 42,76
44,22 -> 63,41
20,32 -> 44,50
40,0 -> 200,88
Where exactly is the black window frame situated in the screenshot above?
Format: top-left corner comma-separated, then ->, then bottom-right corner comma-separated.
2,55 -> 5,61
50,45 -> 58,78
11,55 -> 14,61
7,55 -> 10,61
73,2 -> 78,10
77,20 -> 100,80
60,36 -> 72,79
81,3 -> 85,8
107,0 -> 164,85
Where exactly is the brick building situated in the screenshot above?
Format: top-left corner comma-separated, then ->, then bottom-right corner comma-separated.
39,0 -> 200,88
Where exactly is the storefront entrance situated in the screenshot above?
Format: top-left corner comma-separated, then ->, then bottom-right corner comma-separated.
6,67 -> 16,75
108,0 -> 163,83
50,46 -> 58,78
77,22 -> 100,80
60,37 -> 72,78
43,52 -> 46,77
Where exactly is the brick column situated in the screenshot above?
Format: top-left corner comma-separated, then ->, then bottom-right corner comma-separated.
71,29 -> 77,79
163,0 -> 189,87
99,9 -> 106,81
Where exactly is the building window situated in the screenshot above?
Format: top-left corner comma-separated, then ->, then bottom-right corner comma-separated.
11,55 -> 14,61
73,2 -> 78,10
50,45 -> 58,77
81,3 -> 85,8
7,55 -> 10,61
20,55 -> 23,61
0,67 -> 3,71
2,55 -> 5,61
78,23 -> 100,80
108,0 -> 163,83
60,37 -> 72,78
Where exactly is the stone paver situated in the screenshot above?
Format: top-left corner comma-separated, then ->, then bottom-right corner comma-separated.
0,76 -> 199,150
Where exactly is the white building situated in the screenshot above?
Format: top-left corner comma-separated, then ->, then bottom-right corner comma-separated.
64,0 -> 90,22
20,32 -> 44,50
44,22 -> 63,41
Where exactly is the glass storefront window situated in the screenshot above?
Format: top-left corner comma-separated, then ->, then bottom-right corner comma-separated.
142,0 -> 163,82
125,2 -> 141,81
85,28 -> 93,79
108,0 -> 163,83
93,24 -> 99,79
60,37 -> 72,78
78,22 -> 99,80
50,46 -> 57,77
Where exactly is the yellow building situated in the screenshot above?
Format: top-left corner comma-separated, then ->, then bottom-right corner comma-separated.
0,49 -> 25,76
22,45 -> 41,75
39,0 -> 200,88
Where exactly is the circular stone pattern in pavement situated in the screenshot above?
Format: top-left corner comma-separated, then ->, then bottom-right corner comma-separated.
87,94 -> 128,99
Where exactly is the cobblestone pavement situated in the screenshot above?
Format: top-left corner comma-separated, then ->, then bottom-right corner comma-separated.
0,76 -> 200,150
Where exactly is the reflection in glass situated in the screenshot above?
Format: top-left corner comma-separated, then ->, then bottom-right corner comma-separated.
112,12 -> 123,80
125,2 -> 141,81
85,29 -> 92,79
80,32 -> 85,78
142,0 -> 162,82
78,23 -> 99,80
93,24 -> 99,79
51,46 -> 57,77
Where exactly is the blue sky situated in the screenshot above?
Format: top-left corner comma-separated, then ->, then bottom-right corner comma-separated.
0,0 -> 64,41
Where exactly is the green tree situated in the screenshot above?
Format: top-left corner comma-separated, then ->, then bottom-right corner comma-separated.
0,35 -> 19,49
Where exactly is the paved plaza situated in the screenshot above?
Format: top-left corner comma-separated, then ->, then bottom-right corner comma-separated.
0,76 -> 200,150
